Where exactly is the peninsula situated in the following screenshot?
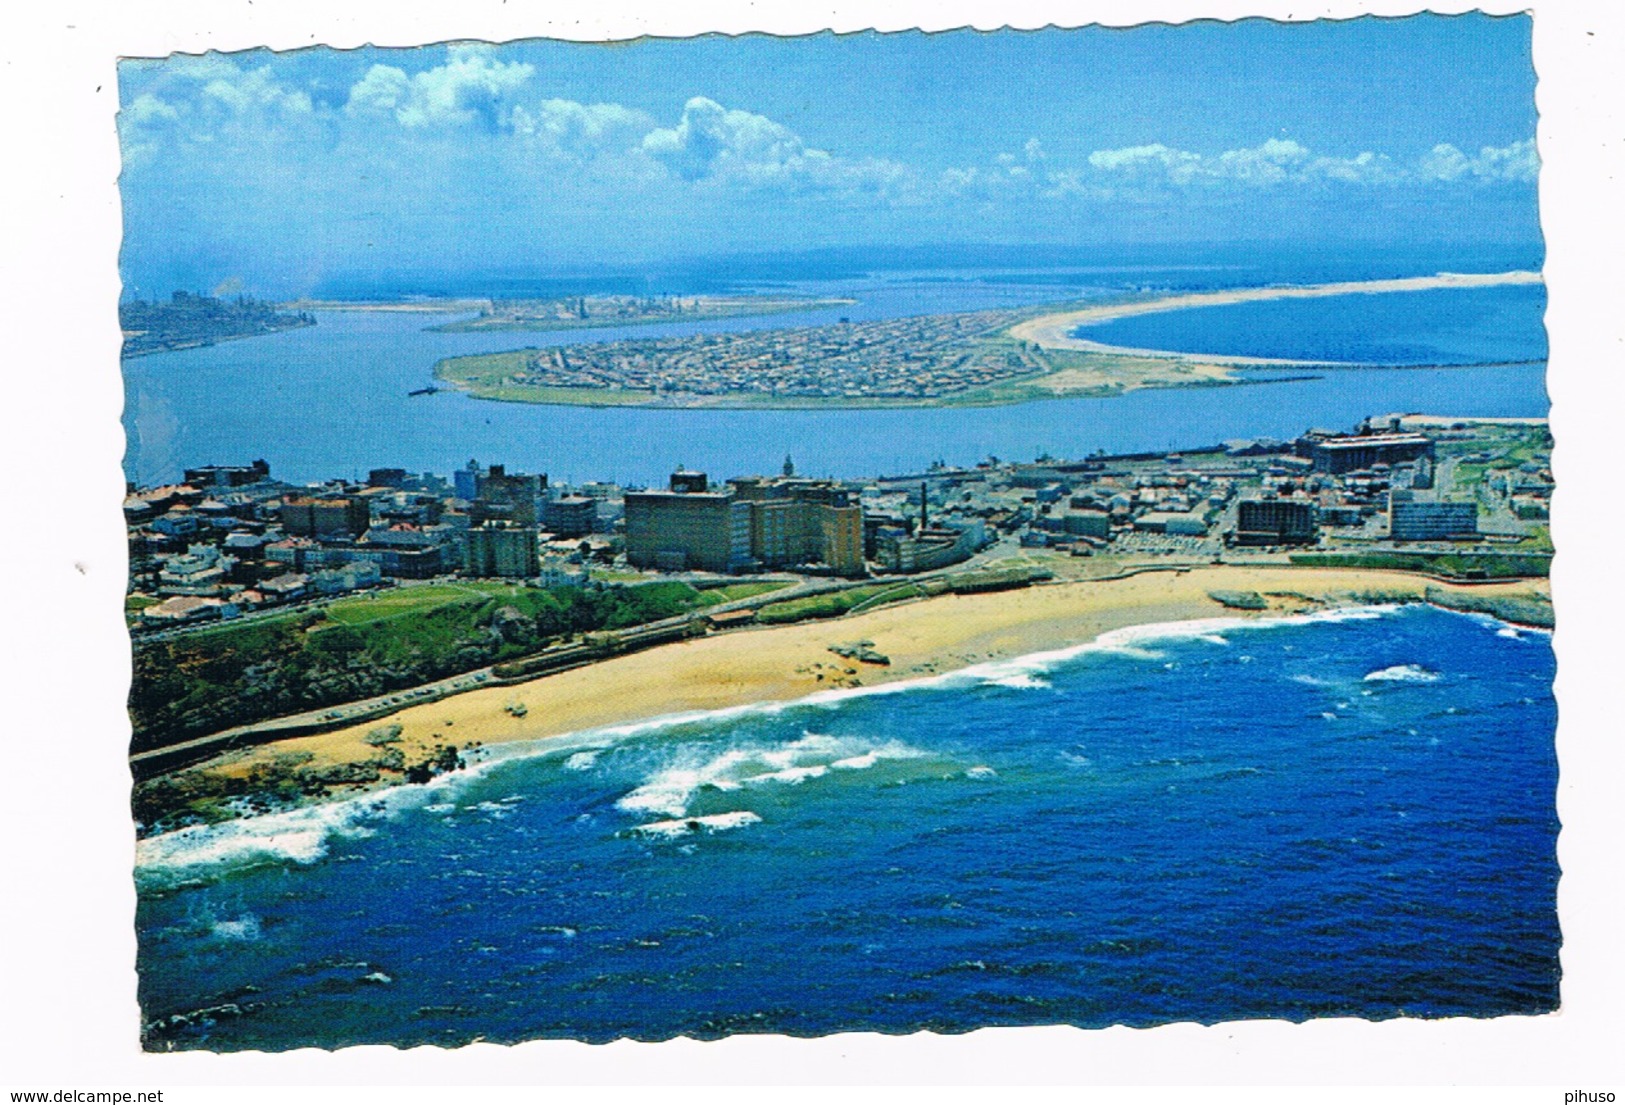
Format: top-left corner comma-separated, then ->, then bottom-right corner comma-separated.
433,304 -> 1239,408
432,271 -> 1540,409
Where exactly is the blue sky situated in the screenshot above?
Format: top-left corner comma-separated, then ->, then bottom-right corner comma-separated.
117,15 -> 1540,297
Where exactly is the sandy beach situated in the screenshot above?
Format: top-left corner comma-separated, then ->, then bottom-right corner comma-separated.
197,566 -> 1548,791
1008,270 -> 1544,359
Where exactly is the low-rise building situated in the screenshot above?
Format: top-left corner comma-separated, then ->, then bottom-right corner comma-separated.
1134,510 -> 1209,536
140,594 -> 227,625
280,494 -> 371,539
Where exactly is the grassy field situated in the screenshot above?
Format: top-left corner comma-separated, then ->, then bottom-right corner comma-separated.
756,583 -> 924,624
693,581 -> 792,605
130,580 -> 723,753
322,583 -> 514,626
1289,550 -> 1552,579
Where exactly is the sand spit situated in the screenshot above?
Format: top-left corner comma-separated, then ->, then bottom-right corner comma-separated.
1008,270 -> 1544,361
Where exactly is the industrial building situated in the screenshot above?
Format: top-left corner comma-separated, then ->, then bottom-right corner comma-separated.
1298,432 -> 1435,475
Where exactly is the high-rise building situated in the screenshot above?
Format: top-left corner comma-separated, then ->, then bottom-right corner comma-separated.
1232,498 -> 1318,546
1298,433 -> 1435,475
464,523 -> 539,577
727,476 -> 866,576
624,472 -> 751,572
542,495 -> 598,538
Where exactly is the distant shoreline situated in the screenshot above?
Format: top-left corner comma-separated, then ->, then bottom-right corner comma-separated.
278,298 -> 486,313
1007,270 -> 1545,361
428,295 -> 856,333
120,315 -> 315,360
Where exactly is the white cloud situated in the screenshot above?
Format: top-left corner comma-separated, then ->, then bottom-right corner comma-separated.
1088,143 -> 1205,184
1209,137 -> 1310,183
124,92 -> 179,126
1420,139 -> 1539,183
635,96 -> 915,200
1308,150 -> 1401,184
201,66 -> 313,118
641,96 -> 810,182
345,45 -> 533,129
1084,136 -> 1526,190
116,46 -> 1538,214
509,98 -> 652,158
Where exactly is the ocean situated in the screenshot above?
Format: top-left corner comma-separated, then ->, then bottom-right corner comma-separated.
133,604 -> 1560,1050
120,264 -> 1549,489
1079,283 -> 1548,366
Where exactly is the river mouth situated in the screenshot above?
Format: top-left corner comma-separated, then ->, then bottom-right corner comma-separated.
121,268 -> 1549,489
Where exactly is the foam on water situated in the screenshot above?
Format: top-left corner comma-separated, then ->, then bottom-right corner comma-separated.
627,811 -> 763,839
131,602 -> 1560,1046
979,671 -> 1053,690
134,763 -> 474,889
616,731 -> 929,819
1364,664 -> 1441,684
209,915 -> 262,942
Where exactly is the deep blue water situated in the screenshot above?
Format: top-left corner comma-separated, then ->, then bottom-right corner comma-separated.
133,604 -> 1560,1050
1080,284 -> 1548,366
121,267 -> 1550,488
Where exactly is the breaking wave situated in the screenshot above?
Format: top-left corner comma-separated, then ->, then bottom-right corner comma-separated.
1364,664 -> 1441,684
626,812 -> 763,840
615,731 -> 930,820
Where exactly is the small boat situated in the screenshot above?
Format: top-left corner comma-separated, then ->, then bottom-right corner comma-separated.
408,385 -> 440,397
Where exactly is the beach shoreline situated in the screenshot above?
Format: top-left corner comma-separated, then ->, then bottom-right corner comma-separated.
139,565 -> 1550,834
1007,270 -> 1544,359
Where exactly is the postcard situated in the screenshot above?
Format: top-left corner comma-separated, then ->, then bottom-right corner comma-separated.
10,0 -> 1622,1093
113,14 -> 1563,1053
